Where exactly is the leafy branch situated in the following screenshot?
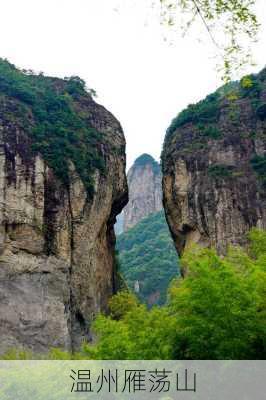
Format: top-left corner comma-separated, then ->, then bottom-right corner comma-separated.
159,0 -> 260,81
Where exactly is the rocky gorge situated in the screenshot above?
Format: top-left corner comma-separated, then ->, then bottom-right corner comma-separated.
0,58 -> 265,356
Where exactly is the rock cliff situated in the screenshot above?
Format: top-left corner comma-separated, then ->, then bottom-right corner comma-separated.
123,154 -> 162,231
0,59 -> 128,354
162,68 -> 266,256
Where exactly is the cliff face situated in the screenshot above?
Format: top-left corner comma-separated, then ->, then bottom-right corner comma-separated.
162,69 -> 266,256
0,60 -> 128,353
123,154 -> 162,231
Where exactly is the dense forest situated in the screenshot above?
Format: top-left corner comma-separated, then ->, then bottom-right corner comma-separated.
116,211 -> 179,306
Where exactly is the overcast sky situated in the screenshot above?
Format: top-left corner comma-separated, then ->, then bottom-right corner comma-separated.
0,0 -> 265,168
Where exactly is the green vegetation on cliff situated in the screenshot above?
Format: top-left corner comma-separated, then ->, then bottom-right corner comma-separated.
208,164 -> 233,179
167,92 -> 221,137
165,67 -> 266,141
251,155 -> 266,188
116,211 -> 179,306
0,58 -> 104,197
133,153 -> 161,174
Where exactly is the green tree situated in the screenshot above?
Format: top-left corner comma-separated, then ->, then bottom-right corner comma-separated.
83,229 -> 266,360
82,291 -> 176,359
121,1 -> 259,81
170,242 -> 265,359
162,0 -> 259,80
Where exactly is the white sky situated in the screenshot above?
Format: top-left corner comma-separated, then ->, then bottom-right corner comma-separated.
0,0 -> 265,168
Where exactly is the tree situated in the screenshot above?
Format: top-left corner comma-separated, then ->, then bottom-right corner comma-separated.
80,291 -> 176,359
81,229 -> 265,360
125,1 -> 260,81
169,240 -> 265,359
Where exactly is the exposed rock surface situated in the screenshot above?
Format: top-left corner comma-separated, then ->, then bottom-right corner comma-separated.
0,63 -> 128,354
162,68 -> 266,256
123,154 -> 162,231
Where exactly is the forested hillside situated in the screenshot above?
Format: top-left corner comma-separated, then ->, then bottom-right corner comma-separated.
116,211 -> 179,306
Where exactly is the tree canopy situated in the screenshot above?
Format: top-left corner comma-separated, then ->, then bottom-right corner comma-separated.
83,228 -> 266,360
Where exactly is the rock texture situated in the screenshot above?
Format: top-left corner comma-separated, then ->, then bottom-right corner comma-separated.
123,154 -> 162,231
0,71 -> 127,354
162,68 -> 266,256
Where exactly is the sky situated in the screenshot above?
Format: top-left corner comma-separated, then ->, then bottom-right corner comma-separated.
0,0 -> 265,168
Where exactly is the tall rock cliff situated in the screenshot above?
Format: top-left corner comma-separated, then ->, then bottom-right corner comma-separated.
162,68 -> 266,256
123,154 -> 162,231
0,59 -> 128,354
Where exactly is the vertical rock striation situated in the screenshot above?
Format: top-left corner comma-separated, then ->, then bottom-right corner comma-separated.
123,154 -> 162,231
0,60 -> 128,354
162,68 -> 266,256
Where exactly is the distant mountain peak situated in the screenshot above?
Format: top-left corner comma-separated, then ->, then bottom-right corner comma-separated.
133,153 -> 161,174
123,154 -> 162,231
134,153 -> 155,164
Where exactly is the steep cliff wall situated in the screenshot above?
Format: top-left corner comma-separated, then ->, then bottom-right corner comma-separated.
162,68 -> 266,256
0,60 -> 128,353
123,154 -> 162,231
